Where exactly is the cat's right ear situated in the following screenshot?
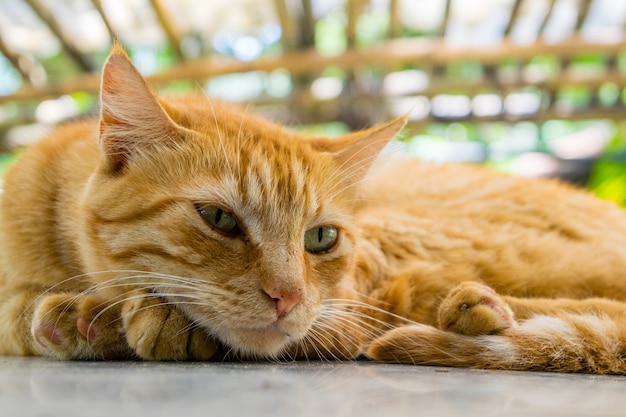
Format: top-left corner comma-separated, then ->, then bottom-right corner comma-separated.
99,44 -> 178,173
310,115 -> 408,185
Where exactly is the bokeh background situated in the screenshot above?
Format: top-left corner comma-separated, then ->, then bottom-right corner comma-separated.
1,0 -> 626,204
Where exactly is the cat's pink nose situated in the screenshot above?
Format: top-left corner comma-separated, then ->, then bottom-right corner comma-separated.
265,287 -> 304,319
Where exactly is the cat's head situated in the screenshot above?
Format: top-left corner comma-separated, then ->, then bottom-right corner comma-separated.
79,45 -> 406,358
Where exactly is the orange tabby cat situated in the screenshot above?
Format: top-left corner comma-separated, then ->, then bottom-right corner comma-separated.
2,45 -> 626,373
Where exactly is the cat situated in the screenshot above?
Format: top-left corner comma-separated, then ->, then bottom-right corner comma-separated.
2,44 -> 626,374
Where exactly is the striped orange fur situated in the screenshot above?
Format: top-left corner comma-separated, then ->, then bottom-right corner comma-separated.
2,46 -> 626,373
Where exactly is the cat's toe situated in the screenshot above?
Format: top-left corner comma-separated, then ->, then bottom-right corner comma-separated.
31,293 -> 129,359
187,327 -> 220,360
122,293 -> 219,360
437,281 -> 516,335
33,321 -> 68,351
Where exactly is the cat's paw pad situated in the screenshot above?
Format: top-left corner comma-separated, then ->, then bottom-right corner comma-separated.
122,294 -> 218,360
437,282 -> 516,335
31,293 -> 130,359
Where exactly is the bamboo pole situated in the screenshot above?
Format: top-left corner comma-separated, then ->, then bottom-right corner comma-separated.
1,35 -> 625,104
503,0 -> 523,37
575,0 -> 592,31
90,0 -> 118,41
389,0 -> 401,38
347,0 -> 362,48
537,0 -> 557,36
24,0 -> 95,72
273,0 -> 296,50
0,32 -> 39,84
147,0 -> 186,62
300,0 -> 315,47
439,0 -> 452,38
3,62 -> 624,107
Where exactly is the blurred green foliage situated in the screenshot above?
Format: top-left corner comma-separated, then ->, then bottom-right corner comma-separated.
315,14 -> 347,55
0,152 -> 20,187
588,123 -> 626,207
588,155 -> 626,207
297,122 -> 349,137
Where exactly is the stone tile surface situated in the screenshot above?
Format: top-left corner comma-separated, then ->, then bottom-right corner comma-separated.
0,357 -> 623,417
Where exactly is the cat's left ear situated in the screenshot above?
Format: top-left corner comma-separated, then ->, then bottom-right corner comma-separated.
99,44 -> 179,173
310,115 -> 408,183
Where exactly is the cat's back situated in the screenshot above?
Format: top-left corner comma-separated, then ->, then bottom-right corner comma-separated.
362,156 -> 622,224
358,157 -> 626,258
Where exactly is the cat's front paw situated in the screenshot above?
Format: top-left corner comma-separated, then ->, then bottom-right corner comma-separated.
122,293 -> 219,360
31,293 -> 132,359
437,281 -> 516,335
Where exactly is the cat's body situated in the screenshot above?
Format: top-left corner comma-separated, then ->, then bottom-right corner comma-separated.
2,46 -> 626,373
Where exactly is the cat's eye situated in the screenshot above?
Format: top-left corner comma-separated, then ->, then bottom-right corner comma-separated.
304,226 -> 338,254
195,204 -> 241,236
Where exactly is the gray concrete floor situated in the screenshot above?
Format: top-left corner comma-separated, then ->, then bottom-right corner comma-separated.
1,357 -> 624,417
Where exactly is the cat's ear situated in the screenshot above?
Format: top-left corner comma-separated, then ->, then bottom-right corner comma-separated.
311,115 -> 408,183
99,44 -> 178,173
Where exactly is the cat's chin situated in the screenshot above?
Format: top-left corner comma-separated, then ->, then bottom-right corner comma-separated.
220,322 -> 306,359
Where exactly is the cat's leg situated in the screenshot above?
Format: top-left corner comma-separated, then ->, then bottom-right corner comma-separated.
120,290 -> 219,360
367,282 -> 626,373
367,311 -> 626,373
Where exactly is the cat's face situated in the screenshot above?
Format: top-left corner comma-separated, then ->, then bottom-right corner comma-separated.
78,46 -> 405,358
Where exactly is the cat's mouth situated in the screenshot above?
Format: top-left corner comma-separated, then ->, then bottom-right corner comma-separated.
239,322 -> 291,339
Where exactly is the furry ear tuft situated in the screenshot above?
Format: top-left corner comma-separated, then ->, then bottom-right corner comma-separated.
99,44 -> 177,173
317,115 -> 408,185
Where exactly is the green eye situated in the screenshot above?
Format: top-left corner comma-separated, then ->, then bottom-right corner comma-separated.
304,226 -> 338,254
195,204 -> 241,235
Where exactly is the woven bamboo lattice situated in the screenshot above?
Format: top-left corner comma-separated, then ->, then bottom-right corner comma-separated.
1,0 -> 626,171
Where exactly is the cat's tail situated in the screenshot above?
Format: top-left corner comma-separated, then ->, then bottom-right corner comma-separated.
367,313 -> 626,374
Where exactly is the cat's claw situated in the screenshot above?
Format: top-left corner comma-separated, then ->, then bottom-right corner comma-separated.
437,281 -> 517,335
